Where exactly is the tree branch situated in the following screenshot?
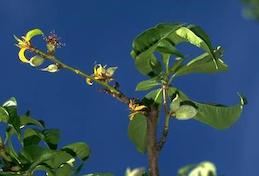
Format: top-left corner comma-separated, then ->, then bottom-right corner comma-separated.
147,106 -> 159,176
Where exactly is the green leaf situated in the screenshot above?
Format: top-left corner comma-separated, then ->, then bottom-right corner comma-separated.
128,114 -> 147,153
135,79 -> 160,91
23,128 -> 42,146
194,95 -> 246,129
5,106 -> 21,139
144,87 -> 188,105
20,116 -> 45,129
156,40 -> 184,58
20,145 -> 56,172
175,46 -> 228,76
44,151 -> 74,169
131,23 -> 220,76
175,105 -> 198,120
62,142 -> 90,161
55,163 -> 73,176
131,23 -> 182,76
42,129 -> 60,149
0,106 -> 9,123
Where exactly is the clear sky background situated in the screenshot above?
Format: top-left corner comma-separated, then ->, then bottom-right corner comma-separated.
0,0 -> 258,175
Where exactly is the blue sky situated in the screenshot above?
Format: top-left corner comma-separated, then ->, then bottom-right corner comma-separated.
0,0 -> 258,175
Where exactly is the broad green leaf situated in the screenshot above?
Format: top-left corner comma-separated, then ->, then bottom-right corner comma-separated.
172,25 -> 217,66
62,142 -> 90,161
135,79 -> 160,91
194,95 -> 246,129
55,163 -> 73,176
131,23 -> 182,76
42,129 -> 60,149
23,128 -> 42,146
175,47 -> 228,76
128,114 -> 147,153
44,151 -> 74,169
20,145 -> 55,163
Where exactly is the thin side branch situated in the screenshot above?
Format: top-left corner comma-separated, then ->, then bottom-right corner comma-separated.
157,84 -> 170,152
30,47 -> 131,105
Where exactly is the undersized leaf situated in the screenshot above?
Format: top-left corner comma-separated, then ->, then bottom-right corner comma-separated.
62,142 -> 90,161
194,95 -> 246,129
3,97 -> 17,107
128,114 -> 147,153
178,161 -> 216,176
82,173 -> 114,176
135,78 -> 161,91
41,64 -> 59,73
29,56 -> 44,67
175,105 -> 198,120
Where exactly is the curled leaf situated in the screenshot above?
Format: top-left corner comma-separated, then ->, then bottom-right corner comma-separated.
18,48 -> 30,63
86,78 -> 93,86
25,29 -> 43,41
41,64 -> 59,73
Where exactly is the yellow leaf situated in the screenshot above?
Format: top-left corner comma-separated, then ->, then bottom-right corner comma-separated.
18,48 -> 29,63
25,29 -> 43,41
86,78 -> 93,86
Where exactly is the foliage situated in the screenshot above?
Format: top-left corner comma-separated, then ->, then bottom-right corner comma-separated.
9,22 -> 247,176
242,0 -> 259,20
0,97 -> 109,176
